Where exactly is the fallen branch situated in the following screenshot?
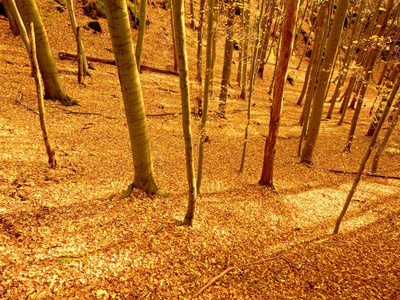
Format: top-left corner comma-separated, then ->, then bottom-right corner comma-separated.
197,254 -> 283,295
45,105 -> 117,119
328,169 -> 400,180
58,52 -> 179,76
15,93 -> 39,115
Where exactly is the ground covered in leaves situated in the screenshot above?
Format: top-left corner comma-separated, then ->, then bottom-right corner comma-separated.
0,1 -> 399,299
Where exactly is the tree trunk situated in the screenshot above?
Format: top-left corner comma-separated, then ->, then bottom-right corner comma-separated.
239,0 -> 266,172
16,0 -> 76,106
66,0 -> 89,74
8,0 -> 30,56
28,23 -> 56,168
300,0 -> 350,165
209,0 -> 219,97
104,0 -> 160,195
196,0 -> 206,84
197,0 -> 215,194
3,0 -> 20,35
172,0 -> 197,226
136,0 -> 147,71
371,96 -> 400,173
218,0 -> 235,118
239,0 -> 250,99
259,0 -> 299,187
334,72 -> 400,234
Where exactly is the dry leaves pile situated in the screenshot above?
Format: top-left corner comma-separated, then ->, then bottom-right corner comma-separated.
0,1 -> 399,299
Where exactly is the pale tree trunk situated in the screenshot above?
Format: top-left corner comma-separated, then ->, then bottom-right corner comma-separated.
366,64 -> 399,136
3,0 -> 19,35
136,0 -> 147,71
326,0 -> 365,119
298,1 -> 330,154
197,0 -> 215,194
16,0 -> 76,106
268,17 -> 283,95
196,0 -> 206,84
239,0 -> 266,172
169,0 -> 178,71
209,0 -> 219,97
257,0 -> 275,78
8,0 -> 30,56
104,0 -> 160,196
66,0 -> 89,75
239,0 -> 250,99
28,23 -> 56,168
218,0 -> 235,118
172,0 -> 197,226
236,0 -> 244,85
344,0 -> 394,152
371,96 -> 400,173
259,0 -> 299,187
300,0 -> 350,165
334,72 -> 400,234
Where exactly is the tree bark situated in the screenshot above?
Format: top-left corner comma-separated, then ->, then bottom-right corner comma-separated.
259,0 -> 299,187
300,0 -> 350,165
16,0 -> 76,106
172,0 -> 197,226
104,0 -> 160,195
197,0 -> 215,194
334,72 -> 400,234
135,0 -> 147,71
218,0 -> 235,118
28,22 -> 56,168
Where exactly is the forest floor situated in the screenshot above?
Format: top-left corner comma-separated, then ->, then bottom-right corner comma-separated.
0,1 -> 400,299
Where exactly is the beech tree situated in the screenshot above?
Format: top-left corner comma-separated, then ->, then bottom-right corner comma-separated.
172,0 -> 197,225
300,0 -> 350,164
16,0 -> 76,106
218,0 -> 235,118
104,0 -> 160,196
259,0 -> 299,187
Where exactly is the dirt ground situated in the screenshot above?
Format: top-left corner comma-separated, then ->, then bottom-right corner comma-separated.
0,1 -> 399,299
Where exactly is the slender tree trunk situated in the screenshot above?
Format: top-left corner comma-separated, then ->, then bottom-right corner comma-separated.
3,0 -> 20,35
135,0 -> 147,71
197,0 -> 215,194
259,0 -> 299,187
77,26 -> 83,83
218,0 -> 235,118
300,0 -> 351,164
239,0 -> 250,99
257,15 -> 278,78
104,0 -> 160,196
366,64 -> 400,136
28,23 -> 56,168
334,72 -> 400,234
172,0 -> 197,226
326,0 -> 366,119
371,96 -> 400,173
209,0 -> 219,97
66,0 -> 89,74
236,0 -> 244,85
169,0 -> 178,71
268,19 -> 282,95
190,0 -> 195,29
196,0 -> 206,84
16,0 -> 76,106
239,0 -> 266,172
8,0 -> 30,56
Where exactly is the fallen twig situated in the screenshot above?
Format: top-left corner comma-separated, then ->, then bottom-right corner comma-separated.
58,52 -> 179,76
328,169 -> 400,180
196,255 -> 282,295
15,93 -> 39,115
